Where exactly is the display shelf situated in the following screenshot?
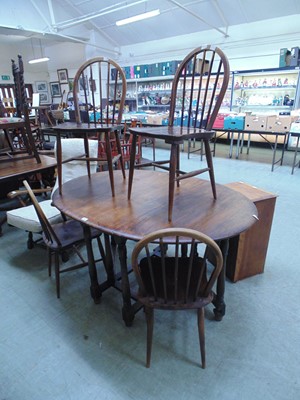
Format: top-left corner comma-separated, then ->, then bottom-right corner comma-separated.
231,67 -> 300,113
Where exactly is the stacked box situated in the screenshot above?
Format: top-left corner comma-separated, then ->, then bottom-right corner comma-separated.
224,115 -> 245,130
265,115 -> 292,132
111,68 -> 118,80
148,63 -> 161,77
140,65 -> 149,78
279,48 -> 290,68
130,66 -> 135,79
147,113 -> 169,125
290,47 -> 300,67
290,121 -> 300,133
245,115 -> 267,131
134,65 -> 141,79
123,66 -> 131,80
212,113 -> 229,129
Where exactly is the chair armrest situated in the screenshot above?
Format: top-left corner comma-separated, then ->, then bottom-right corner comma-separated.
7,186 -> 52,200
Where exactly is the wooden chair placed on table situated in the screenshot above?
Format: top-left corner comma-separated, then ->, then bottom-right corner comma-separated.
131,227 -> 223,368
168,45 -> 230,197
70,57 -> 126,189
6,138 -> 98,249
128,45 -> 230,221
0,55 -> 41,164
22,180 -> 106,299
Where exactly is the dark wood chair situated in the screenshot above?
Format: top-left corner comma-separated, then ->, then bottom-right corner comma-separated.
0,55 -> 41,164
128,46 -> 230,221
131,227 -> 223,368
169,45 -> 230,194
72,57 -> 126,185
22,179 -> 107,299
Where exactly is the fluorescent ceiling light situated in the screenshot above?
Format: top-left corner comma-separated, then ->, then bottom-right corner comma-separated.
28,57 -> 50,64
116,9 -> 160,26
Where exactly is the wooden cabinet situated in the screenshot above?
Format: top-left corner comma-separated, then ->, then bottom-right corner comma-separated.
225,182 -> 277,282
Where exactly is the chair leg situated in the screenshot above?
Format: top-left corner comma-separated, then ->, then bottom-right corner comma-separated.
54,252 -> 60,299
204,139 -> 217,200
47,247 -> 52,277
197,307 -> 206,369
145,306 -> 154,368
27,232 -> 34,249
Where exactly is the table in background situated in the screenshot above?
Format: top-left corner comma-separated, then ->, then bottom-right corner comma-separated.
214,128 -> 288,171
0,154 -> 56,182
290,131 -> 300,174
52,169 -> 257,326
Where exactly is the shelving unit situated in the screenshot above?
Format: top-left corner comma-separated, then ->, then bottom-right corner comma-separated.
114,74 -> 233,115
231,67 -> 300,113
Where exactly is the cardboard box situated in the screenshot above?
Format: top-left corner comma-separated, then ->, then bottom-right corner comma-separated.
148,63 -> 161,77
279,48 -> 291,68
290,121 -> 300,133
212,113 -> 229,129
245,115 -> 267,131
265,115 -> 292,132
290,47 -> 300,67
147,113 -> 168,125
224,115 -> 245,130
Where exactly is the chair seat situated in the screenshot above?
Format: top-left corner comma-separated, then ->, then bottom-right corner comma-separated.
7,200 -> 63,232
47,219 -> 101,250
0,117 -> 24,124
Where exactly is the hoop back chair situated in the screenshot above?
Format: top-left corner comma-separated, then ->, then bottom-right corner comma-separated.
71,57 -> 127,191
0,55 -> 41,164
169,45 -> 230,188
128,46 -> 230,221
22,179 -> 106,299
131,227 -> 223,368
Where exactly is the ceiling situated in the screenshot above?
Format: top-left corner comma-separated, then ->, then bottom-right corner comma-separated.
0,0 -> 300,51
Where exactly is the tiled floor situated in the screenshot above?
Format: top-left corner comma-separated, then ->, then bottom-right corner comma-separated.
0,143 -> 299,399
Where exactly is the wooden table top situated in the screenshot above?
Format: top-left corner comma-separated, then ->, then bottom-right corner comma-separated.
0,154 -> 56,182
48,122 -> 122,133
129,126 -> 214,142
52,170 -> 257,242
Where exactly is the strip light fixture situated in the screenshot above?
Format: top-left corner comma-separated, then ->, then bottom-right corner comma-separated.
28,38 -> 49,64
116,9 -> 160,26
28,57 -> 50,64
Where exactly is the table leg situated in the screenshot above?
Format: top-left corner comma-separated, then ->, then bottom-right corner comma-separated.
82,224 -> 102,304
271,134 -> 278,172
229,131 -> 234,158
113,236 -> 136,326
292,136 -> 300,174
280,134 -> 287,166
212,238 -> 229,321
56,133 -> 62,195
103,233 -> 115,285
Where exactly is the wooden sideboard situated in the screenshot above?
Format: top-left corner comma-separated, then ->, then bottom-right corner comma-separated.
225,181 -> 277,282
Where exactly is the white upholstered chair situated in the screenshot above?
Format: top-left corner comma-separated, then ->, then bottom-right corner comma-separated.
7,138 -> 99,248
